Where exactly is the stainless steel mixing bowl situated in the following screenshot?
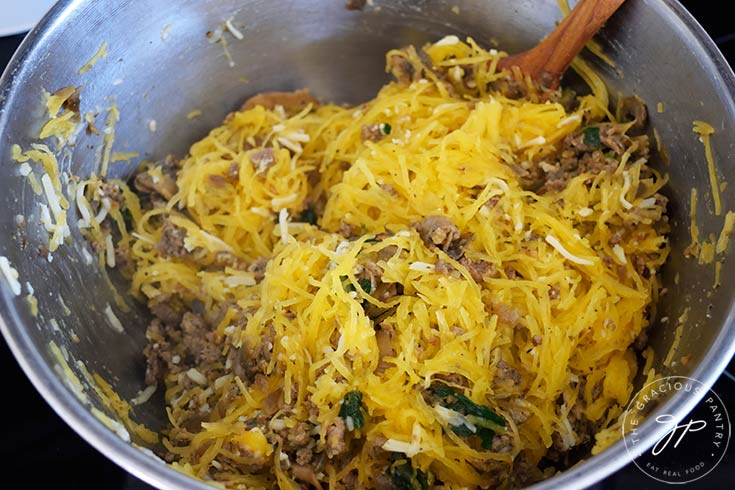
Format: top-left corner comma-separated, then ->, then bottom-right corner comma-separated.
1,1 -> 734,488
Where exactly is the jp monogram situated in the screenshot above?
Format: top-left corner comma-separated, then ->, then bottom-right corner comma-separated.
622,376 -> 730,484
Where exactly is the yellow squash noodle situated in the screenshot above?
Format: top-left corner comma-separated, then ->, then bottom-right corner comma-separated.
125,37 -> 669,489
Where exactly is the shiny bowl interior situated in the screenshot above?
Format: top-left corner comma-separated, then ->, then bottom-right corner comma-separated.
1,1 -> 735,488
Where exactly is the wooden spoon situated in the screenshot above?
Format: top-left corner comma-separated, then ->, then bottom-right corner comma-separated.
497,0 -> 626,89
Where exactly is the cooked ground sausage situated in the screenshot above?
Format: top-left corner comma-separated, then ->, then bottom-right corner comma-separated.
241,89 -> 319,115
414,215 -> 468,259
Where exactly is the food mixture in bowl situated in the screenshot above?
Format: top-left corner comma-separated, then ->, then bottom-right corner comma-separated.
87,36 -> 669,488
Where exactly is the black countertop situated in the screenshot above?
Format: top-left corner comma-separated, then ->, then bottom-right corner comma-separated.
1,2 -> 734,488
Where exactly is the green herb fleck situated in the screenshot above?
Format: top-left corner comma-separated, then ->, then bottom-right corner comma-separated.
583,126 -> 601,149
338,391 -> 366,430
381,123 -> 392,135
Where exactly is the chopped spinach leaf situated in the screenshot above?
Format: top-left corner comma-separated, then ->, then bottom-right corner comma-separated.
340,276 -> 372,294
298,206 -> 318,225
583,126 -> 601,149
338,390 -> 366,430
370,304 -> 399,323
120,207 -> 133,227
431,385 -> 505,448
388,457 -> 432,490
477,427 -> 497,450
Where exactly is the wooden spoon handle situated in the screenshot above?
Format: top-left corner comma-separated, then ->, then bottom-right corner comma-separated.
498,0 -> 626,87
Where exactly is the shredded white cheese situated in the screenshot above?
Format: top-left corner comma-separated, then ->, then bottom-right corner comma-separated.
104,304 -> 125,333
435,35 -> 460,46
224,274 -> 257,287
556,114 -> 581,128
409,261 -> 435,272
382,423 -> 425,457
105,234 -> 116,268
59,295 -> 71,316
81,247 -> 94,265
279,208 -> 290,245
612,244 -> 627,265
250,207 -> 271,218
76,182 -> 93,227
638,197 -> 657,208
18,162 -> 32,176
284,130 -> 310,143
433,405 -> 477,433
109,418 -> 131,442
486,177 -> 509,193
93,205 -> 108,226
382,438 -> 416,455
620,172 -> 633,209
41,173 -> 62,218
131,385 -> 157,406
0,256 -> 22,296
200,230 -> 235,252
545,235 -> 595,266
271,193 -> 299,210
276,136 -> 303,154
224,18 -> 244,40
131,232 -> 155,245
520,136 -> 547,149
186,368 -> 208,385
